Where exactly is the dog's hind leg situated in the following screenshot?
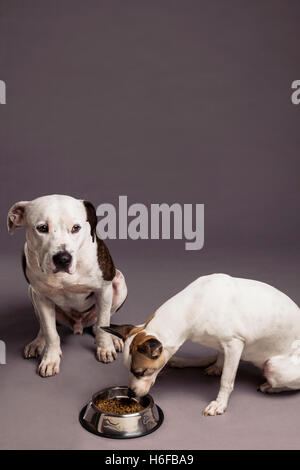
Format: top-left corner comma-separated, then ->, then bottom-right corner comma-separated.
168,355 -> 217,369
204,353 -> 224,376
258,352 -> 300,393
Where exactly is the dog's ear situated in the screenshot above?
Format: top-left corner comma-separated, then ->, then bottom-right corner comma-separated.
137,338 -> 163,359
7,201 -> 29,235
83,200 -> 97,242
101,324 -> 136,341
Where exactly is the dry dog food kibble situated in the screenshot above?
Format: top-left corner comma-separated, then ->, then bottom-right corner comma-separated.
95,397 -> 144,414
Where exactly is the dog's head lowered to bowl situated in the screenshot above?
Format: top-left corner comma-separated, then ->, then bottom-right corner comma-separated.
102,323 -> 170,398
7,194 -> 97,275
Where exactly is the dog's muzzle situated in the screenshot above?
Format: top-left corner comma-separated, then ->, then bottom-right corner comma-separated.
53,251 -> 72,273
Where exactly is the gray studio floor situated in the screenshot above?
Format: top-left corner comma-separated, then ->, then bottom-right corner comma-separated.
1,245 -> 300,450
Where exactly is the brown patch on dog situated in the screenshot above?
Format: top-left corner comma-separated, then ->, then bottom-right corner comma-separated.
129,311 -> 163,372
130,332 -> 157,355
101,312 -> 157,343
137,337 -> 163,359
145,313 -> 156,328
102,323 -> 135,340
97,238 -> 116,281
130,332 -> 165,371
83,200 -> 116,281
83,200 -> 97,242
127,313 -> 156,339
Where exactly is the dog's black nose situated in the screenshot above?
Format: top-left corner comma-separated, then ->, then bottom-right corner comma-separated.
53,251 -> 72,269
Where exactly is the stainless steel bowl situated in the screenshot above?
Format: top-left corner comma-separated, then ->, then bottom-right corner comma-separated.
79,386 -> 164,439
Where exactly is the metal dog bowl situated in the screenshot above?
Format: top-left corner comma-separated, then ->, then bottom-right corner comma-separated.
79,386 -> 164,439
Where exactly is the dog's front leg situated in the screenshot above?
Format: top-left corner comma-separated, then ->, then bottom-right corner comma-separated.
31,289 -> 62,377
24,286 -> 46,358
203,339 -> 244,416
94,282 -> 117,363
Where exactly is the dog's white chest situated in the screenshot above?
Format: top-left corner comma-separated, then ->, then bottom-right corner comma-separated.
50,290 -> 94,312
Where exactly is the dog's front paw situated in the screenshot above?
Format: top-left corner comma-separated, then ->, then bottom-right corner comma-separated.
24,337 -> 45,359
96,346 -> 117,363
38,348 -> 62,377
95,331 -> 117,363
204,363 -> 222,376
113,336 -> 124,352
112,336 -> 124,353
203,400 -> 227,416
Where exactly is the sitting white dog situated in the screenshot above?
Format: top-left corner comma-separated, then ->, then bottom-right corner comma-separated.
7,194 -> 127,377
103,274 -> 300,416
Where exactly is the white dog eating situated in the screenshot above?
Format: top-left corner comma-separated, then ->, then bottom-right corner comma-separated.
7,194 -> 127,377
103,274 -> 300,416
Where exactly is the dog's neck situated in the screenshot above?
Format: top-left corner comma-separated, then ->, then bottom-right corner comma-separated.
143,307 -> 191,356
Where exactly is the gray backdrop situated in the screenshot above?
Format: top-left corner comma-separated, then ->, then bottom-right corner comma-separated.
0,0 -> 300,450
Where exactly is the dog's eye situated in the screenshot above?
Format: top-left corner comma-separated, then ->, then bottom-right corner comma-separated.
144,368 -> 155,376
71,224 -> 81,234
36,224 -> 49,233
131,368 -> 147,379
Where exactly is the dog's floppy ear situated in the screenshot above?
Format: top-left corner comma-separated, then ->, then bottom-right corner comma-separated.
137,338 -> 163,359
101,324 -> 135,341
83,200 -> 97,242
7,201 -> 29,235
